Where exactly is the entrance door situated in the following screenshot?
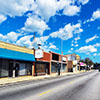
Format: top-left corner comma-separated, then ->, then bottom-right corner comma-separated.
9,63 -> 13,77
15,63 -> 19,77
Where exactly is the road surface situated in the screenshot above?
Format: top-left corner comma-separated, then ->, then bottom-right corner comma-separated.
0,70 -> 100,100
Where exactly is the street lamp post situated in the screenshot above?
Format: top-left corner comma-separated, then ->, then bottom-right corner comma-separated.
61,36 -> 63,75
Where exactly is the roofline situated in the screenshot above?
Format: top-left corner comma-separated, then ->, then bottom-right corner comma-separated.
0,41 -> 34,50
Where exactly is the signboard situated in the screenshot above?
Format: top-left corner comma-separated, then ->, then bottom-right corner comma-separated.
35,49 -> 43,58
73,60 -> 77,65
62,57 -> 66,61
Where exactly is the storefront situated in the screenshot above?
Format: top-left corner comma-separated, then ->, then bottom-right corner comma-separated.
34,50 -> 50,76
35,61 -> 50,75
50,52 -> 67,73
0,41 -> 35,78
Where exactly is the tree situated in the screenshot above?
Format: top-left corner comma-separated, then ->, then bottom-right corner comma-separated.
84,57 -> 94,66
80,59 -> 85,63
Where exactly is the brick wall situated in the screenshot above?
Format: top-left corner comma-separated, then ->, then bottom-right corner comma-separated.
36,51 -> 51,62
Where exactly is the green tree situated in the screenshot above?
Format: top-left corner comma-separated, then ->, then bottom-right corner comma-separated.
85,57 -> 94,66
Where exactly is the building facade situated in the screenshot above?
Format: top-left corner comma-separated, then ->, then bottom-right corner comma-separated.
34,50 -> 51,76
50,52 -> 68,74
34,51 -> 68,76
0,41 -> 35,78
65,53 -> 80,72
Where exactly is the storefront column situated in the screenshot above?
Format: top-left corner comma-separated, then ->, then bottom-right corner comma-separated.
49,62 -> 51,75
32,62 -> 35,76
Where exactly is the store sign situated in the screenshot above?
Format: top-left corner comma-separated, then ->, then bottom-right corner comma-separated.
62,57 -> 66,61
73,60 -> 77,65
35,49 -> 43,58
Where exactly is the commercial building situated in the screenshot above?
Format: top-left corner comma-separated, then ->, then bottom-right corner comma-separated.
0,41 -> 35,78
50,51 -> 68,74
34,50 -> 51,76
34,50 -> 68,76
65,54 -> 80,72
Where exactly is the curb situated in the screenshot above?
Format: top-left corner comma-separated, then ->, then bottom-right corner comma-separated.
0,71 -> 91,87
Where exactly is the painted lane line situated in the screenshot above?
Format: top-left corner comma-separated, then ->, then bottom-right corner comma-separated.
69,80 -> 75,84
39,90 -> 52,96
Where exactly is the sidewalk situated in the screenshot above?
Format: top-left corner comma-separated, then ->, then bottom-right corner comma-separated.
0,70 -> 89,86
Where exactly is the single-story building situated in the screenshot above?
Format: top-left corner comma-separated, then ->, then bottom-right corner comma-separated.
0,41 -> 35,78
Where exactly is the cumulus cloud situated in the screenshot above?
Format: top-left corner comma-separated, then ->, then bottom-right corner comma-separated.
63,5 -> 80,16
0,31 -> 21,43
0,14 -> 7,24
50,23 -> 83,40
75,44 -> 79,47
78,0 -> 89,5
34,0 -> 58,21
71,48 -> 73,50
76,43 -> 100,54
90,9 -> 100,21
21,15 -> 50,35
16,35 -> 33,48
83,9 -> 100,24
49,43 -> 58,50
85,34 -> 99,43
76,45 -> 97,53
0,0 -> 34,17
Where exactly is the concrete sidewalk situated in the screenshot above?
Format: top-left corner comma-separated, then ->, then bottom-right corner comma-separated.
0,70 -> 88,86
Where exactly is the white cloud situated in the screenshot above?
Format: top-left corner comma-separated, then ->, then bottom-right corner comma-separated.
97,26 -> 100,30
78,0 -> 89,5
16,35 -> 33,48
50,23 -> 83,40
71,48 -> 73,50
83,9 -> 100,24
16,35 -> 50,49
93,43 -> 100,47
75,44 -> 79,47
93,53 -> 97,56
0,0 -> 34,17
71,43 -> 74,46
76,45 -> 97,53
74,36 -> 80,41
33,0 -> 81,21
49,43 -> 58,50
22,15 -> 49,35
85,34 -> 99,43
34,0 -> 58,21
76,43 -> 100,54
0,14 -> 7,24
0,31 -> 21,43
90,9 -> 100,21
63,5 -> 80,16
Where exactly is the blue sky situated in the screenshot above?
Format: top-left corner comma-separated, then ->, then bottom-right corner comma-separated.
0,0 -> 100,62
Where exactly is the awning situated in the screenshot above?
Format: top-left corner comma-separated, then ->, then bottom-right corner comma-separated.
0,48 -> 35,62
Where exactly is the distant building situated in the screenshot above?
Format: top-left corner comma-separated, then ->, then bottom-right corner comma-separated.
64,54 -> 80,72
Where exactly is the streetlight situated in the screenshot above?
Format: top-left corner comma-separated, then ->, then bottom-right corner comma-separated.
60,34 -> 67,75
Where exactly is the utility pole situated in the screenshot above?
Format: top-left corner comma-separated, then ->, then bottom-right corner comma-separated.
61,36 -> 63,75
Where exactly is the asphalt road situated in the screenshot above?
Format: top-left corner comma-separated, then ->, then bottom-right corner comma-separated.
0,70 -> 100,100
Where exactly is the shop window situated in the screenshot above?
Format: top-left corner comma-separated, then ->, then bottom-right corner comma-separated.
1,59 -> 9,77
26,63 -> 32,75
61,64 -> 66,72
36,63 -> 46,74
51,63 -> 58,73
52,54 -> 59,61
